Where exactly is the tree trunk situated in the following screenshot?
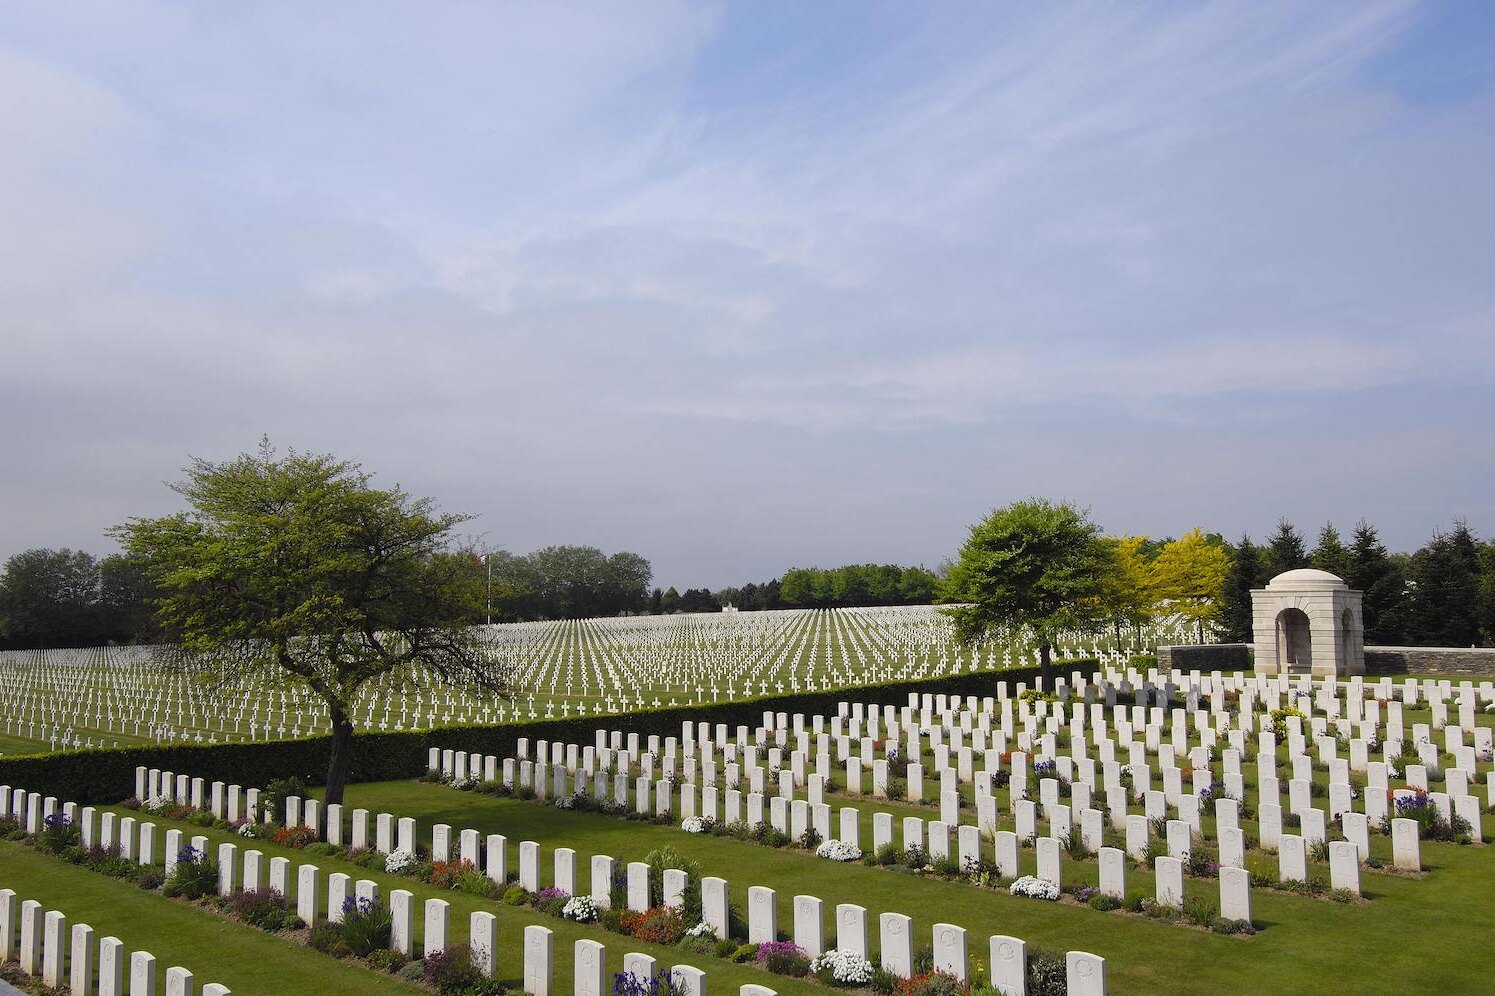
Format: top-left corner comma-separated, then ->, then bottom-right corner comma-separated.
1039,642 -> 1053,691
325,714 -> 354,806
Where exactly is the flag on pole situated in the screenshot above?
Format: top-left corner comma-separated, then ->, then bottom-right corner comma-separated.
476,554 -> 486,565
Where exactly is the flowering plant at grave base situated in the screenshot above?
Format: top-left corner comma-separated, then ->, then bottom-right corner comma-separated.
891,970 -> 966,996
1008,875 -> 1060,901
680,817 -> 709,834
1074,886 -> 1098,903
815,839 -> 863,862
144,796 -> 174,816
685,920 -> 719,939
384,847 -> 417,874
271,826 -> 319,849
428,859 -> 481,890
1032,759 -> 1056,776
810,948 -> 876,985
554,794 -> 577,810
452,776 -> 477,791
537,886 -> 571,903
121,796 -> 142,811
338,895 -> 393,956
562,895 -> 599,922
612,970 -> 683,996
757,940 -> 812,977
621,905 -> 687,944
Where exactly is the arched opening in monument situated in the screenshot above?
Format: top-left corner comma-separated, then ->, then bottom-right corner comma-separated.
1341,608 -> 1354,669
1276,608 -> 1313,672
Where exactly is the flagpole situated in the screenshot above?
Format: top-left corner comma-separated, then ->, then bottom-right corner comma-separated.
485,554 -> 492,627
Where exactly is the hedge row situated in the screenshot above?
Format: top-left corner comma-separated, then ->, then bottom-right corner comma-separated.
0,661 -> 1096,804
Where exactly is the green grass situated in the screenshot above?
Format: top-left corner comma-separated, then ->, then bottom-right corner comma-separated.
0,841 -> 414,995
326,779 -> 1493,995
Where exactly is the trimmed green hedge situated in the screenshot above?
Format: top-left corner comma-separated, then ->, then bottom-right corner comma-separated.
0,661 -> 1096,803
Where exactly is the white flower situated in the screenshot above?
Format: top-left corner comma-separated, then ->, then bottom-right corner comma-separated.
554,795 -> 576,810
686,921 -> 718,939
815,839 -> 862,862
385,848 -> 416,874
1008,875 -> 1060,901
562,896 -> 599,922
237,823 -> 257,838
810,949 -> 874,984
145,796 -> 173,815
681,817 -> 706,834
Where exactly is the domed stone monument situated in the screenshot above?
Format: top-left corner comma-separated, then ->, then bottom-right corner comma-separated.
1251,568 -> 1364,677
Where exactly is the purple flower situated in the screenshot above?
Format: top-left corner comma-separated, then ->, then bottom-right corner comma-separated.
177,846 -> 202,864
537,887 -> 570,901
756,941 -> 805,963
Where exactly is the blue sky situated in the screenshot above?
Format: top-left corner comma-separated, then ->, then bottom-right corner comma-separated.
1,2 -> 1492,588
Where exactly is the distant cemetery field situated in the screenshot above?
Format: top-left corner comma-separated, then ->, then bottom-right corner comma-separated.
0,606 -> 1206,758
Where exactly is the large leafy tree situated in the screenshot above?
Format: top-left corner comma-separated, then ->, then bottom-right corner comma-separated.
1099,535 -> 1157,648
1149,528 -> 1231,644
939,498 -> 1113,684
112,441 -> 505,804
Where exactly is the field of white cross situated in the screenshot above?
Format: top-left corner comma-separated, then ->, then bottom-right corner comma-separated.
0,605 -> 1209,755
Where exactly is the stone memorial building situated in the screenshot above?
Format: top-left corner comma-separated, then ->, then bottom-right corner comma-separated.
1251,568 -> 1365,677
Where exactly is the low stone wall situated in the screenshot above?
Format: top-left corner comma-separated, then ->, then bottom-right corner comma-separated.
1364,645 -> 1495,676
1156,643 -> 1252,672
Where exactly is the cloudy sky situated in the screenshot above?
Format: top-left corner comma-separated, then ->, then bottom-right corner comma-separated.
2,2 -> 1493,588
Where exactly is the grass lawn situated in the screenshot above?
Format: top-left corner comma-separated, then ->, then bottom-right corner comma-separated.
329,779 -> 1494,995
0,840 -> 413,995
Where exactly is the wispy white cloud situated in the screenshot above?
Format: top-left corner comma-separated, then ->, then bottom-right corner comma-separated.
0,1 -> 1491,582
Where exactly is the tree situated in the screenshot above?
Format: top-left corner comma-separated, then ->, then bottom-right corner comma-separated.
938,498 -> 1113,685
111,441 -> 505,805
1149,528 -> 1231,644
1403,521 -> 1483,647
0,548 -> 103,649
1264,519 -> 1309,578
1099,535 -> 1157,648
1219,535 -> 1264,643
1347,522 -> 1405,644
1310,523 -> 1352,579
660,586 -> 680,613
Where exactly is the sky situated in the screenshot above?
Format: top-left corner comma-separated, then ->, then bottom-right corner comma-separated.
2,1 -> 1493,590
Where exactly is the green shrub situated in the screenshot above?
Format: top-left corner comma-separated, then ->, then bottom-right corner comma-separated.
260,776 -> 311,827
424,944 -> 503,995
1208,917 -> 1256,935
136,867 -> 165,890
339,895 -> 393,956
226,888 -> 298,931
165,847 -> 219,900
366,949 -> 407,973
502,885 -> 531,906
712,939 -> 738,959
308,923 -> 343,953
1088,893 -> 1122,911
1026,947 -> 1068,996
731,944 -> 758,963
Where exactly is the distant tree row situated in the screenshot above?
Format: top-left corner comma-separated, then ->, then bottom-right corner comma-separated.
480,545 -> 652,621
0,548 -> 161,649
1218,519 -> 1495,647
4,519 -> 1492,647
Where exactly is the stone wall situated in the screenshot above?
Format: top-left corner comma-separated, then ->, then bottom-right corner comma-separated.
1363,646 -> 1495,676
1156,643 -> 1252,672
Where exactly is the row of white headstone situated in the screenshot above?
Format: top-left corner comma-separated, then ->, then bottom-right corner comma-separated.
0,883 -> 227,995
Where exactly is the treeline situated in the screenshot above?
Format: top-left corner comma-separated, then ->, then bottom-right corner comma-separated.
1218,520 -> 1495,647
480,545 -> 652,621
643,564 -> 940,615
0,548 -> 162,649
